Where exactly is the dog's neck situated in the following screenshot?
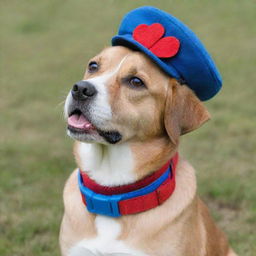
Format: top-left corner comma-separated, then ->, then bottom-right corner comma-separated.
74,138 -> 176,186
75,142 -> 135,186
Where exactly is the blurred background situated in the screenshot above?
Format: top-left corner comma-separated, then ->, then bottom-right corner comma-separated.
0,0 -> 255,255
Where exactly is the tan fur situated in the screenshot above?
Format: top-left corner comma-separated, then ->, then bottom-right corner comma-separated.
60,46 -> 236,255
164,78 -> 210,145
59,169 -> 97,255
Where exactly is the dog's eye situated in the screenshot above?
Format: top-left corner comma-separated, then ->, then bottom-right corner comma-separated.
129,77 -> 145,88
88,62 -> 99,73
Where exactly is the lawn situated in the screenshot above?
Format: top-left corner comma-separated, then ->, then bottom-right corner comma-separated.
0,0 -> 255,255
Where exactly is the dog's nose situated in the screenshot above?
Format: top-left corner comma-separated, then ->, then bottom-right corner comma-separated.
71,81 -> 97,100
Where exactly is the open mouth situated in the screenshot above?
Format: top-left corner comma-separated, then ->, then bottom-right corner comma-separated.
67,109 -> 122,144
67,109 -> 96,133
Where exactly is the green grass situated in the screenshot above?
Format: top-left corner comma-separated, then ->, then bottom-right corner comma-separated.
0,0 -> 255,255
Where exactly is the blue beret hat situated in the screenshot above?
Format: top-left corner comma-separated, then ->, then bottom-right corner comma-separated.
112,6 -> 222,101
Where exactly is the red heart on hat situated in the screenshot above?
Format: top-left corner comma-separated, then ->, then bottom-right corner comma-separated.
133,23 -> 180,58
150,36 -> 180,58
133,23 -> 164,49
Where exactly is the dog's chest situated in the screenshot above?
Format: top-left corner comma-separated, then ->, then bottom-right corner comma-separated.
69,215 -> 148,256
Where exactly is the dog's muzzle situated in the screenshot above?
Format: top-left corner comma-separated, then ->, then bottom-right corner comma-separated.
66,80 -> 122,144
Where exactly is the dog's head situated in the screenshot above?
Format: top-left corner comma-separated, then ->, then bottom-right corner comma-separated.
64,46 -> 210,145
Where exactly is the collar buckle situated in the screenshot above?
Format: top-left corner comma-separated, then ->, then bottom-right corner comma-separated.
78,174 -> 122,217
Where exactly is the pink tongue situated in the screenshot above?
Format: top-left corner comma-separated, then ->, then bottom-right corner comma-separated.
68,114 -> 94,130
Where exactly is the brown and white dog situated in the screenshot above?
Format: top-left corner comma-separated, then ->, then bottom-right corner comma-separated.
60,46 -> 237,256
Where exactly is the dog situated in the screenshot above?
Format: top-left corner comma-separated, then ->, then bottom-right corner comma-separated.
60,45 -> 237,256
60,6 -> 237,256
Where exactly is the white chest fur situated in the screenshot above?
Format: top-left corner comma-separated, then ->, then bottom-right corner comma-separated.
69,216 -> 148,256
77,142 -> 136,186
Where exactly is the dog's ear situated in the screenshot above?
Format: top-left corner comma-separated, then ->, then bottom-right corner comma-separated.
164,79 -> 210,145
